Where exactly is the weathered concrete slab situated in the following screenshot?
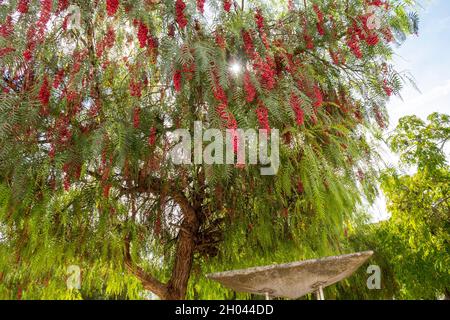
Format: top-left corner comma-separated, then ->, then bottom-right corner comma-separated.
207,251 -> 373,299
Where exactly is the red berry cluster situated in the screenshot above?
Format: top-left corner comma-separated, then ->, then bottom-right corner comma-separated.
304,33 -> 314,50
215,32 -> 226,49
313,4 -> 325,36
255,10 -> 265,31
255,10 -> 269,48
288,0 -> 294,11
243,71 -> 256,103
346,29 -> 362,59
346,15 -> 382,58
181,62 -> 196,81
381,27 -> 394,42
48,144 -> 56,160
135,21 -> 157,54
103,184 -> 112,198
0,47 -> 15,58
0,15 -> 14,38
63,163 -> 71,191
133,107 -> 141,128
96,26 -> 116,58
52,69 -> 65,89
312,85 -> 323,108
154,215 -> 161,236
104,27 -> 116,47
168,24 -> 175,37
38,77 -> 50,107
67,50 -> 87,85
17,0 -> 30,14
253,54 -> 276,91
173,70 -> 182,92
136,20 -> 149,48
37,0 -> 53,34
330,50 -> 339,65
373,106 -> 386,129
213,77 -> 228,106
148,127 -> 157,146
297,179 -> 304,194
256,101 -> 270,132
224,0 -> 232,12
279,51 -> 295,74
57,0 -> 70,13
212,70 -> 238,151
175,0 -> 188,29
354,108 -> 363,123
54,116 -> 73,145
290,93 -> 304,126
61,15 -> 70,31
100,148 -> 109,177
383,79 -> 392,96
21,0 -> 52,62
46,113 -> 74,163
215,102 -> 228,123
242,30 -> 255,59
23,20 -> 36,61
106,0 -> 119,17
369,0 -> 389,9
362,17 -> 380,46
130,79 -> 142,98
197,0 -> 205,14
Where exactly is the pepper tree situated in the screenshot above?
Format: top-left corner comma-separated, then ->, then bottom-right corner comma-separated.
0,0 -> 417,299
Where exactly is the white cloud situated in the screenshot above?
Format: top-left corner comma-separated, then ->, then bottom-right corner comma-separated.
389,79 -> 450,126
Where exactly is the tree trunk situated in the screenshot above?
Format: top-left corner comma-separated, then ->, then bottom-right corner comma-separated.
165,216 -> 199,300
164,178 -> 201,300
126,213 -> 200,300
129,176 -> 201,300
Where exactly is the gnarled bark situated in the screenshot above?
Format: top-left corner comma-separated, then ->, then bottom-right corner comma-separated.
124,174 -> 201,300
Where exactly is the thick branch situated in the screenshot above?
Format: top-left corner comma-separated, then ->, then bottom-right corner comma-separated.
124,237 -> 169,299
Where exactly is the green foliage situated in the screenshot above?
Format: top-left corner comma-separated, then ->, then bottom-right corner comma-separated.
390,113 -> 450,171
342,113 -> 450,300
0,0 -> 419,299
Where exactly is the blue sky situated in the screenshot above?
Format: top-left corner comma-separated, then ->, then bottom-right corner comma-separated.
388,0 -> 450,125
370,0 -> 450,221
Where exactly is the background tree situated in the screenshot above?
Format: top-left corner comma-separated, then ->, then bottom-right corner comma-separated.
0,0 -> 417,299
338,113 -> 449,300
